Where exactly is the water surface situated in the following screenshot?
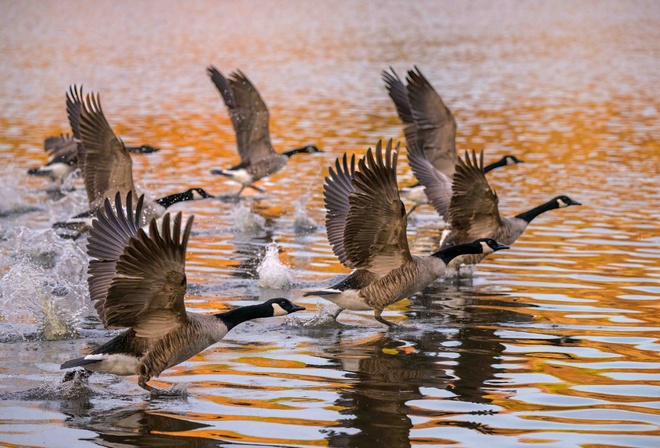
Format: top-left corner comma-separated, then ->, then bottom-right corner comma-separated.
1,1 -> 660,447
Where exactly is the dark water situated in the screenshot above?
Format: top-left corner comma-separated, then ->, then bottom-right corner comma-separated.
1,1 -> 660,447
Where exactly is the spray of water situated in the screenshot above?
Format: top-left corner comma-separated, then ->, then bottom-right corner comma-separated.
293,193 -> 318,234
230,202 -> 266,234
257,242 -> 293,289
0,227 -> 91,341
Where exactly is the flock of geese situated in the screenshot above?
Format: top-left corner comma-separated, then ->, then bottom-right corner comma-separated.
25,65 -> 580,394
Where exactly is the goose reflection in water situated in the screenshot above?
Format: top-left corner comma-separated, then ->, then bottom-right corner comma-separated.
321,285 -> 531,448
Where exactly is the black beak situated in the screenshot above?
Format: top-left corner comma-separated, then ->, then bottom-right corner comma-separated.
289,305 -> 306,313
571,200 -> 582,206
495,243 -> 510,251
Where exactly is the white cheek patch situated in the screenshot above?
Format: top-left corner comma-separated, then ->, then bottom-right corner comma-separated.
557,198 -> 568,208
272,303 -> 288,316
480,241 -> 494,254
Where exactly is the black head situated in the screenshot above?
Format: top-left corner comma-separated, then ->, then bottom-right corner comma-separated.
503,155 -> 523,165
474,238 -> 510,254
264,298 -> 306,316
553,195 -> 581,208
186,188 -> 214,200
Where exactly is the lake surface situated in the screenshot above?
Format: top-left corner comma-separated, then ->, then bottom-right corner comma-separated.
1,1 -> 660,447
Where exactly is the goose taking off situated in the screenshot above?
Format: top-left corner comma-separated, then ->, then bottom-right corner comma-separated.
207,65 -> 322,196
53,90 -> 213,238
303,140 -> 509,327
28,86 -> 159,185
60,192 -> 305,394
382,67 -> 523,207
439,150 -> 581,267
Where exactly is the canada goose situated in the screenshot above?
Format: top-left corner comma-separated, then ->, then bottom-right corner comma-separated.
53,91 -> 213,237
60,192 -> 305,394
206,65 -> 322,196
27,134 -> 79,184
382,67 -> 523,206
439,150 -> 581,267
27,86 -> 159,184
303,140 -> 509,326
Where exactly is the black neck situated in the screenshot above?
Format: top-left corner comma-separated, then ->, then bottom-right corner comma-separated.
155,191 -> 192,209
484,158 -> 505,173
432,243 -> 481,265
216,304 -> 271,331
514,199 -> 558,223
282,146 -> 309,158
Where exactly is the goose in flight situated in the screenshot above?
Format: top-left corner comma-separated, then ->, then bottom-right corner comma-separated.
439,150 -> 581,267
28,86 -> 158,185
207,65 -> 322,196
53,90 -> 213,238
60,192 -> 305,394
304,140 -> 509,326
382,67 -> 522,207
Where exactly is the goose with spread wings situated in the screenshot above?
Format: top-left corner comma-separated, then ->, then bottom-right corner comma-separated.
382,66 -> 523,208
28,86 -> 159,185
60,192 -> 305,394
303,140 -> 509,326
207,65 -> 322,196
53,90 -> 213,238
439,150 -> 581,267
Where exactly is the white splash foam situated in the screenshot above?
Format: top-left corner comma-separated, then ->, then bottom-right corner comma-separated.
0,181 -> 38,216
257,242 -> 293,289
230,202 -> 265,234
443,264 -> 478,279
293,194 -> 318,234
0,227 -> 91,341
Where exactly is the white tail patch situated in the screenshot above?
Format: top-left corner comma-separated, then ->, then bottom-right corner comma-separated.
83,353 -> 139,376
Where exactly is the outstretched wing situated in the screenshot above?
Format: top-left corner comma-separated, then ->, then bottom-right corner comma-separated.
87,191 -> 193,339
447,150 -> 502,243
87,192 -> 145,326
406,66 -> 458,178
343,140 -> 412,276
323,152 -> 356,267
382,67 -> 418,150
406,140 -> 452,219
78,92 -> 135,210
207,66 -> 275,163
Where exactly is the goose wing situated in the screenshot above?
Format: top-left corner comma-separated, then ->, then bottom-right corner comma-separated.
88,192 -> 192,339
207,66 -> 275,164
448,150 -> 502,241
65,85 -> 85,173
406,67 -> 458,178
323,152 -> 357,267
343,140 -> 412,276
79,92 -> 135,210
406,140 -> 452,218
87,192 -> 144,327
382,68 -> 417,146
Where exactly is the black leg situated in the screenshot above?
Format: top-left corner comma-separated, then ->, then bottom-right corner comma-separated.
248,185 -> 265,193
374,309 -> 397,328
406,205 -> 418,218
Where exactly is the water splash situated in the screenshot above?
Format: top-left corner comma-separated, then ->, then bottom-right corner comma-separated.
230,202 -> 265,234
293,193 -> 318,234
0,227 -> 91,341
0,180 -> 40,217
257,242 -> 293,289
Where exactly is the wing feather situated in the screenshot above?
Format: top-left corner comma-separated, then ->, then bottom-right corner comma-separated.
343,140 -> 412,276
